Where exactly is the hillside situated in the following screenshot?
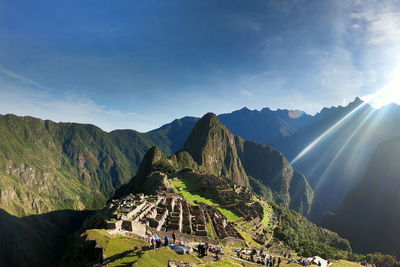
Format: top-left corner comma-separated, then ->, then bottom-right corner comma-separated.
0,114 -> 168,216
324,136 -> 400,257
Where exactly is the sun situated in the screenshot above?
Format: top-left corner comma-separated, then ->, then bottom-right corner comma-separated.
362,66 -> 400,108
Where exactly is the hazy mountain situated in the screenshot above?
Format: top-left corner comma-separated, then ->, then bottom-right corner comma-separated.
218,107 -> 314,146
323,136 -> 400,257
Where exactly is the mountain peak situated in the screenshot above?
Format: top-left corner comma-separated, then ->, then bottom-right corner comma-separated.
183,113 -> 248,186
201,112 -> 219,124
238,107 -> 251,112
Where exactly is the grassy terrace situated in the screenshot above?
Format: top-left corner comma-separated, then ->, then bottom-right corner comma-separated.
85,229 -> 147,266
135,247 -> 201,267
169,177 -> 244,222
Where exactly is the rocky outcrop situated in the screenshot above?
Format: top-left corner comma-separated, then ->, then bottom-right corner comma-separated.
113,147 -> 170,197
183,113 -> 248,186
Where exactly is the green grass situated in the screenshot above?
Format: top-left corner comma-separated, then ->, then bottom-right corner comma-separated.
170,178 -> 215,206
261,201 -> 273,228
170,177 -> 244,223
135,247 -> 201,267
85,229 -> 148,266
330,260 -> 363,267
200,258 -> 242,266
206,215 -> 218,239
238,220 -> 255,230
236,229 -> 263,248
217,208 -> 243,222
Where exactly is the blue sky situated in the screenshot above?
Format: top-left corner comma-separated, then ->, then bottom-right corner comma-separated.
0,0 -> 400,131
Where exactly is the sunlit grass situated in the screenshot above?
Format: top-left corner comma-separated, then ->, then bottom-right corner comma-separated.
85,229 -> 148,267
170,177 -> 244,223
330,260 -> 364,267
135,247 -> 201,267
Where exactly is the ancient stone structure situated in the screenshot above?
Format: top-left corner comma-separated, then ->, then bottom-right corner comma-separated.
104,190 -> 245,243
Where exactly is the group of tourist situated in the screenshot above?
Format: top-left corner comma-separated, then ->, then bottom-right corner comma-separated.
147,232 -> 177,249
197,243 -> 223,260
236,248 -> 282,266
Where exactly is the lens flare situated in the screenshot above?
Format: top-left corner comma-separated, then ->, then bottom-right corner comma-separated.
288,110 -> 304,119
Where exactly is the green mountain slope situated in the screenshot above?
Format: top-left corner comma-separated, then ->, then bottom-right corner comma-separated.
235,137 -> 314,215
0,114 -> 170,216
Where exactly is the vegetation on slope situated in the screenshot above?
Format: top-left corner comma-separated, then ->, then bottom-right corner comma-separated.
0,114 -> 177,216
270,201 -> 351,259
169,174 -> 244,222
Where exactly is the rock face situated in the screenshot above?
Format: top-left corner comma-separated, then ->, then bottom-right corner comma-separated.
235,137 -> 314,215
325,136 -> 400,256
183,113 -> 248,186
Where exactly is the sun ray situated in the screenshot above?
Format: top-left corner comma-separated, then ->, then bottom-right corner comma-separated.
314,108 -> 377,191
291,102 -> 368,165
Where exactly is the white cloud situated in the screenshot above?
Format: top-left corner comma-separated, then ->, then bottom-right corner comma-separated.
0,67 -> 155,132
352,8 -> 400,46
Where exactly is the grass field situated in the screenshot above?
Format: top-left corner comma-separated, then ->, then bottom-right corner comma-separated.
85,229 -> 148,267
135,247 -> 202,267
330,260 -> 363,267
170,177 -> 244,223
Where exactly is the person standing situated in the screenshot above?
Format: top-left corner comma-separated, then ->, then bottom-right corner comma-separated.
151,236 -> 156,250
172,232 -> 176,243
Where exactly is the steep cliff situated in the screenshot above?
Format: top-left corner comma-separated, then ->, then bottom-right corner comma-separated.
183,113 -> 248,186
235,137 -> 314,215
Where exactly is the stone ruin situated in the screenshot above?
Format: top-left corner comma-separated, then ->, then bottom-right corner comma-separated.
105,190 -> 244,242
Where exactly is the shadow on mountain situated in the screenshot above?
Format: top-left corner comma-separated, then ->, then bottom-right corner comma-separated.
0,209 -> 93,267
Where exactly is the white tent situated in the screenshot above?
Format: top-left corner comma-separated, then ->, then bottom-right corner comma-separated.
305,256 -> 330,267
